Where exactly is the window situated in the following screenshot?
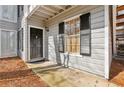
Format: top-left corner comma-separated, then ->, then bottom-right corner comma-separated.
58,14 -> 91,55
80,13 -> 91,56
2,5 -> 16,22
2,6 -> 9,19
58,22 -> 64,52
64,17 -> 80,54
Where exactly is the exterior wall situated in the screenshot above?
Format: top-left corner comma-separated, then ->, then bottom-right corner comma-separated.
0,20 -> 17,30
18,6 -> 28,61
0,5 -> 17,58
17,5 -> 26,60
47,5 -> 105,76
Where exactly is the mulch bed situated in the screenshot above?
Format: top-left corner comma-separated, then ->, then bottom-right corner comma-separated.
0,57 -> 49,87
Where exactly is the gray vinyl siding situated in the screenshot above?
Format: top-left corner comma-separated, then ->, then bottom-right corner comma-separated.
0,5 -> 17,58
0,30 -> 17,58
47,5 -> 105,76
0,20 -> 17,30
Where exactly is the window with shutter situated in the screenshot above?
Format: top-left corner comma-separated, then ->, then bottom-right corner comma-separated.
64,17 -> 80,54
80,13 -> 91,56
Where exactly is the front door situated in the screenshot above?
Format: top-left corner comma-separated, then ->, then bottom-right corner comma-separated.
30,27 -> 43,59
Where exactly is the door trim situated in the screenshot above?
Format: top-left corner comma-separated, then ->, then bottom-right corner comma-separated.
28,25 -> 45,61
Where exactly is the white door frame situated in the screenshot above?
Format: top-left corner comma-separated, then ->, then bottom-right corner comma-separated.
28,25 -> 45,61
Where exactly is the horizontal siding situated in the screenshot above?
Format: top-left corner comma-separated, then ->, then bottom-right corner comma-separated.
92,38 -> 104,44
92,44 -> 104,49
0,6 -> 17,58
27,18 -> 45,27
0,30 -> 17,58
91,16 -> 104,24
48,5 -> 105,77
91,21 -> 104,29
0,20 -> 17,30
91,11 -> 104,19
92,32 -> 104,38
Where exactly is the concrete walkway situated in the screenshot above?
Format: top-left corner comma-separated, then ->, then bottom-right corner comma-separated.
27,61 -> 118,87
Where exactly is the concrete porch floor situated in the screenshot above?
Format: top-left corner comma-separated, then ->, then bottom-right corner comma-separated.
26,61 -> 118,87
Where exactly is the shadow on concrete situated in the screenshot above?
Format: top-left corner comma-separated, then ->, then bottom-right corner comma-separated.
53,36 -> 62,65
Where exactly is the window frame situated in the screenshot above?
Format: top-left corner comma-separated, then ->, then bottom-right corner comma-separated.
80,13 -> 91,56
1,5 -> 17,23
64,17 -> 80,54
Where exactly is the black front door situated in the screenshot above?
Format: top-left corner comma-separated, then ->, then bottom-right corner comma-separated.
30,27 -> 43,59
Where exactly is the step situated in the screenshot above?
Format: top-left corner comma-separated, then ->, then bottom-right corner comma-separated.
27,57 -> 48,63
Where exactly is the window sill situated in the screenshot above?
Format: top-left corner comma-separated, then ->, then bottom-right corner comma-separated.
69,53 -> 82,57
61,52 -> 82,57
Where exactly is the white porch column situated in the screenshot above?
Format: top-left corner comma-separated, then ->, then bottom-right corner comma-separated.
104,5 -> 112,79
23,6 -> 29,61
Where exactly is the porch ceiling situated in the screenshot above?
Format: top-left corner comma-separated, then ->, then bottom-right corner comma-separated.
28,5 -> 76,21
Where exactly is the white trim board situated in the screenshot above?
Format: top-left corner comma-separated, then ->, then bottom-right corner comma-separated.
28,25 -> 45,61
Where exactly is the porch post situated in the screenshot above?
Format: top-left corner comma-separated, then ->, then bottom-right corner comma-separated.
112,5 -> 117,57
23,6 -> 29,61
104,5 -> 112,79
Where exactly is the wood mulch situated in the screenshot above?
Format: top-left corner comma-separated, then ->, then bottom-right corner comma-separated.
109,59 -> 124,86
0,57 -> 49,87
